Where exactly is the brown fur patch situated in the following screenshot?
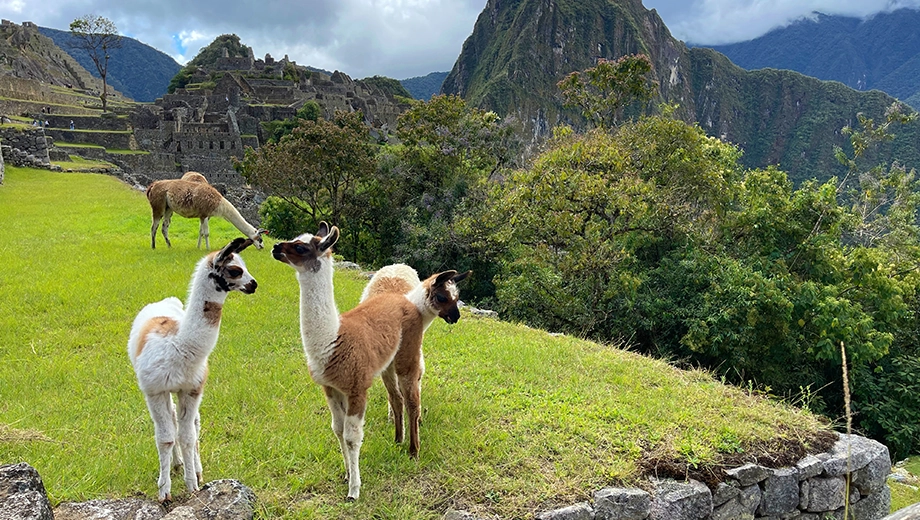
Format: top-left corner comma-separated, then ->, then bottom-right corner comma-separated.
203,301 -> 223,326
365,277 -> 415,299
135,316 -> 179,358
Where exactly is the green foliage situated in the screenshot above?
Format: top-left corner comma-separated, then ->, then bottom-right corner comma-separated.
359,75 -> 413,99
257,196 -> 315,240
236,110 -> 377,261
167,65 -> 193,94
261,102 -> 321,144
557,54 -> 657,128
188,34 -> 250,68
478,110 -> 920,454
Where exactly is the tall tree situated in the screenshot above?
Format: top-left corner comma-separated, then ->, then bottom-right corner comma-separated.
69,15 -> 122,113
557,54 -> 657,129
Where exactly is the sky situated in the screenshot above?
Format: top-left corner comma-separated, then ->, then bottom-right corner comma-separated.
1,0 -> 920,80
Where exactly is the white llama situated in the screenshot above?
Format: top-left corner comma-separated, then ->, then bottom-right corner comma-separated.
128,237 -> 258,503
146,172 -> 266,250
272,223 -> 470,500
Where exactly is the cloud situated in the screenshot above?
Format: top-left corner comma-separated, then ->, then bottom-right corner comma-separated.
646,0 -> 920,45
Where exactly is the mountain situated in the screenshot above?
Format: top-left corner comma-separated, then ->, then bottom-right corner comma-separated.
400,71 -> 449,100
705,9 -> 920,109
0,20 -> 106,93
441,0 -> 920,185
38,26 -> 181,102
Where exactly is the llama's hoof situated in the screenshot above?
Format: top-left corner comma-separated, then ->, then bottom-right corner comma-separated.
345,495 -> 357,502
159,494 -> 172,507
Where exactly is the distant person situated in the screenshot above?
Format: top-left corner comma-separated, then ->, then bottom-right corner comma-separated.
69,120 -> 74,130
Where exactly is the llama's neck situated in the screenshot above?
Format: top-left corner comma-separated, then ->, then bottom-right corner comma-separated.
175,262 -> 228,361
296,261 -> 341,379
407,285 -> 439,331
215,198 -> 258,238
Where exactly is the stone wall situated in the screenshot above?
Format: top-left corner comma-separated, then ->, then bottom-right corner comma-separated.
0,127 -> 50,168
535,433 -> 893,520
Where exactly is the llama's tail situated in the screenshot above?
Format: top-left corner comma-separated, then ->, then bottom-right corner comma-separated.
360,263 -> 421,302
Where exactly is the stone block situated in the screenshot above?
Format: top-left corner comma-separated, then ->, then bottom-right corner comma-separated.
0,462 -> 53,520
593,487 -> 650,520
796,455 -> 824,480
804,476 -> 846,512
536,502 -> 594,520
823,434 -> 889,477
758,467 -> 800,516
852,447 -> 892,495
54,498 -> 163,520
712,482 -> 741,507
850,486 -> 891,520
725,463 -> 772,486
649,479 -> 711,520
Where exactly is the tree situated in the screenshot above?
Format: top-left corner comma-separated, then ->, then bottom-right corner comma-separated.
235,111 -> 377,259
69,15 -> 122,113
557,54 -> 657,129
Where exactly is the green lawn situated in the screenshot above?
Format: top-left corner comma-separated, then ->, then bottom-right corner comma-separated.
0,166 -> 837,519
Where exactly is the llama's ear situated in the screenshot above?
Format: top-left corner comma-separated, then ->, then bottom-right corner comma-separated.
216,237 -> 248,265
452,270 -> 472,284
316,221 -> 330,238
236,238 -> 255,252
434,270 -> 458,287
318,225 -> 339,252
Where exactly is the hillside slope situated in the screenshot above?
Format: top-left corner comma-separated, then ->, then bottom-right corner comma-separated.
442,0 -> 920,184
706,9 -> 920,109
38,25 -> 181,102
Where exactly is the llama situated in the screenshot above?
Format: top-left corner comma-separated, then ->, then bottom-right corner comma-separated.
359,263 -> 470,428
146,172 -> 266,250
128,237 -> 258,503
272,223 -> 470,500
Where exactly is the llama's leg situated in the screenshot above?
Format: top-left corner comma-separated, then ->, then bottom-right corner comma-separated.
197,217 -> 210,250
168,396 -> 184,471
193,408 -> 202,483
150,216 -> 161,249
144,391 -> 176,503
381,364 -> 404,443
161,209 -> 173,248
343,393 -> 368,501
399,369 -> 422,459
176,389 -> 203,493
323,387 -> 349,483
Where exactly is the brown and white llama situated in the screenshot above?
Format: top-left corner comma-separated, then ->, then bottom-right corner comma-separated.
359,263 -> 470,429
128,237 -> 258,503
145,172 -> 266,250
272,223 -> 470,500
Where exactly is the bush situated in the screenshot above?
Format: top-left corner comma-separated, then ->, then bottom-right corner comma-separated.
258,196 -> 314,240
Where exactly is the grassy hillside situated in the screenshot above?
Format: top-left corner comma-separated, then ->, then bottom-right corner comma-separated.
0,167 -> 834,518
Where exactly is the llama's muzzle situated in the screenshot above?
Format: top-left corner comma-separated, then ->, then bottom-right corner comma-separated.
242,280 -> 258,294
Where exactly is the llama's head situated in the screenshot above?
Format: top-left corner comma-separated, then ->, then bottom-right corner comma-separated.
251,228 -> 269,250
206,237 -> 258,294
424,270 -> 471,324
272,222 -> 340,274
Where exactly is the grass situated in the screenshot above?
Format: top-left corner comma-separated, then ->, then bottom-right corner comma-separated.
0,166 -> 839,519
891,457 -> 920,511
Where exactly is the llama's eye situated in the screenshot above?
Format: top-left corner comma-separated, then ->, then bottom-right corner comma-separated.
435,294 -> 448,304
294,244 -> 307,254
226,266 -> 243,278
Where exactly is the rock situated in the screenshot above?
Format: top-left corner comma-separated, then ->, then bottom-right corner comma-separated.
850,485 -> 891,520
803,477 -> 846,512
823,434 -> 890,477
164,480 -> 256,520
593,487 -> 650,520
757,467 -> 800,516
725,463 -> 772,486
882,502 -> 920,520
54,498 -> 164,520
649,479 -> 712,520
0,462 -> 53,520
535,502 -> 594,520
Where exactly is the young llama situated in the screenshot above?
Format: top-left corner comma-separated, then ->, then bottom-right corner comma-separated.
272,223 -> 470,500
146,171 -> 266,250
128,237 -> 258,503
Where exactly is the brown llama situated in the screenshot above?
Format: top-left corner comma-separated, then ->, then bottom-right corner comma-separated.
145,172 -> 265,249
272,223 -> 470,500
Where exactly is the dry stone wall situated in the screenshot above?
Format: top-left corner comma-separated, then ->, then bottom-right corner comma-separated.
3,433 -> 916,519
